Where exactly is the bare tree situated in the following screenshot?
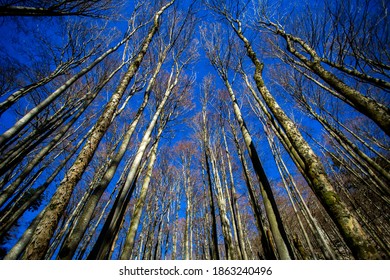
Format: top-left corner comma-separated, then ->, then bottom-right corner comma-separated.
201,25 -> 294,259
19,1 -> 175,260
205,0 -> 381,259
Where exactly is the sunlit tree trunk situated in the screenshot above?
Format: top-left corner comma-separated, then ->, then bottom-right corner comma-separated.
184,164 -> 192,260
87,50 -> 181,260
57,40 -> 171,259
199,89 -> 220,260
20,2 -> 174,259
209,145 -> 235,259
221,125 -> 248,260
227,16 -> 379,259
120,119 -> 167,259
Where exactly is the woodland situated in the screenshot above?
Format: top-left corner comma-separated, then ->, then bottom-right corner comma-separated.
0,0 -> 389,260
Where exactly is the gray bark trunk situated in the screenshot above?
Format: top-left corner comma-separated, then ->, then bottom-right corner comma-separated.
231,20 -> 379,259
119,124 -> 165,259
57,44 -> 169,260
220,74 -> 293,259
20,3 -> 171,258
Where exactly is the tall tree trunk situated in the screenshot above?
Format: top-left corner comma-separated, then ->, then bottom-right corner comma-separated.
229,18 -> 379,259
202,150 -> 220,260
209,146 -> 235,259
266,130 -> 317,259
218,146 -> 241,259
201,107 -> 220,260
228,119 -> 276,259
87,47 -> 179,259
20,2 -> 173,259
221,125 -> 248,259
220,74 -> 293,259
120,122 -> 166,259
57,43 -> 170,259
246,91 -> 338,259
184,173 -> 192,260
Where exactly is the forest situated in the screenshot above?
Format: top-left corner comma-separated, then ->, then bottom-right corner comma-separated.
0,0 -> 389,260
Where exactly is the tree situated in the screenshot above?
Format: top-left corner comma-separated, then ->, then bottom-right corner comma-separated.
19,0 -> 175,260
205,0 -> 382,259
201,24 -> 294,259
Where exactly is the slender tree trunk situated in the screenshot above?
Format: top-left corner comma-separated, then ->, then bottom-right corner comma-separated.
209,146 -> 235,259
229,120 -> 276,259
230,19 -> 379,259
184,173 -> 192,260
202,150 -> 220,260
219,74 -> 293,259
218,146 -> 241,259
247,94 -> 337,259
57,46 -> 169,260
171,185 -> 180,259
120,123 -> 165,259
221,125 -> 248,259
266,131 -> 317,259
201,108 -> 220,260
87,46 -> 178,259
20,3 -> 172,259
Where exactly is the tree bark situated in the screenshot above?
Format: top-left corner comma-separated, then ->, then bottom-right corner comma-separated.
120,123 -> 166,259
57,44 -> 169,260
20,2 -> 173,259
230,18 -> 380,259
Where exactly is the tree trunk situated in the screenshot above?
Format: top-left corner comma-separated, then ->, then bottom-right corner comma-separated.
87,45 -> 178,259
20,2 -> 172,259
120,124 -> 165,259
209,146 -> 235,259
220,74 -> 293,259
57,44 -> 169,260
229,120 -> 277,259
230,19 -> 380,259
